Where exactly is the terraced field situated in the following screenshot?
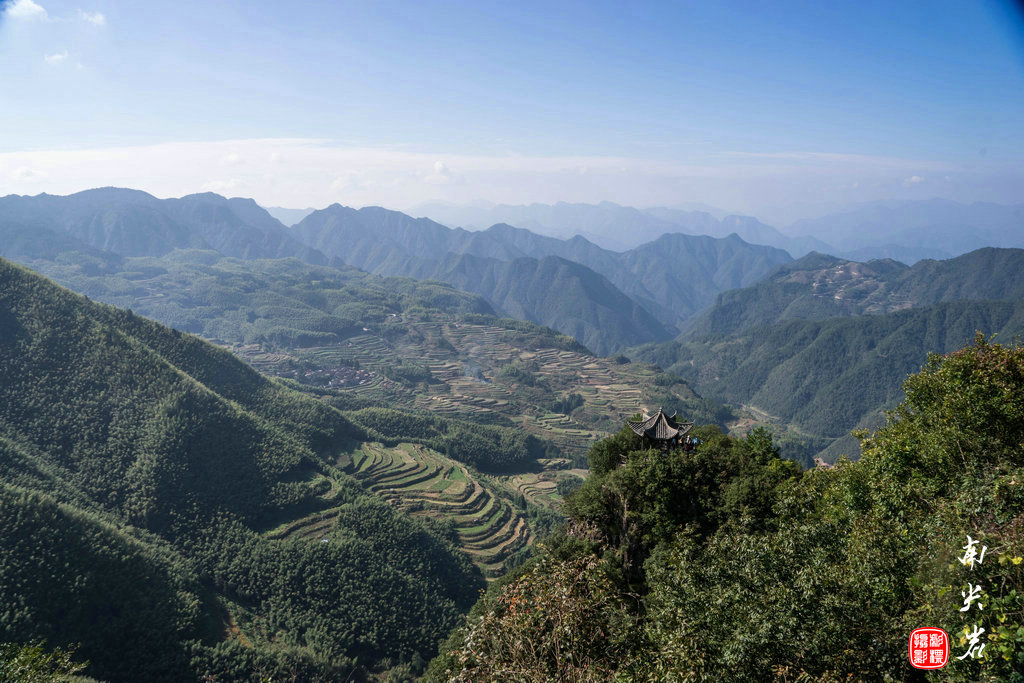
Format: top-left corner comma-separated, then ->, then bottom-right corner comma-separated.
235,316 -> 704,571
261,469 -> 352,542
259,442 -> 533,578
504,458 -> 589,509
233,319 -> 696,460
348,442 -> 533,578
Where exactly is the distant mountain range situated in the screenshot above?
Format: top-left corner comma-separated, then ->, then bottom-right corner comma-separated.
0,189 -> 680,352
0,188 -> 327,264
408,198 -> 1024,265
0,188 -> 795,355
410,199 -> 830,256
5,188 -> 1021,362
292,204 -> 793,345
787,199 -> 1024,263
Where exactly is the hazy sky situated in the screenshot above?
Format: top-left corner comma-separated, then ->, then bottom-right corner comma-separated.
2,0 -> 1022,224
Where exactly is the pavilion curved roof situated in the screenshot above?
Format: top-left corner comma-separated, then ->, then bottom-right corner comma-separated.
627,408 -> 693,441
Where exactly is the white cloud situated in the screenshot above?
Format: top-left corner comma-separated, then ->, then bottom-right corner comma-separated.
200,178 -> 243,193
726,150 -> 954,172
11,166 -> 48,182
4,0 -> 48,19
77,9 -> 105,25
903,175 -> 924,186
424,160 -> 454,185
43,50 -> 68,64
0,138 -> 1010,222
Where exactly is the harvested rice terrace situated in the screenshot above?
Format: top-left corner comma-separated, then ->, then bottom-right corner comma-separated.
235,318 -> 692,456
509,472 -> 560,508
346,442 -> 534,578
261,442 -> 534,578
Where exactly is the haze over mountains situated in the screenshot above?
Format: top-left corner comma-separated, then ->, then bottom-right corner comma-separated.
0,189 -> 328,265
408,199 -> 1024,264
1,188 -> 794,354
291,204 -> 792,344
789,199 -> 1024,263
410,199 -> 831,256
3,186 -> 1023,463
265,205 -> 316,226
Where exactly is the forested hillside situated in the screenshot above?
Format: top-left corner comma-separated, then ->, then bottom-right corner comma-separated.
293,203 -> 793,332
686,247 -> 1024,338
632,298 -> 1024,460
0,257 -> 485,681
28,249 -> 496,347
401,252 -> 672,355
430,336 -> 1024,681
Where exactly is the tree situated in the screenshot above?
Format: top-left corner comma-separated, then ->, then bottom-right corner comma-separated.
0,642 -> 87,682
429,554 -> 638,682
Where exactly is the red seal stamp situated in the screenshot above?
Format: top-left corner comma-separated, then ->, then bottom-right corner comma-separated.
909,627 -> 948,669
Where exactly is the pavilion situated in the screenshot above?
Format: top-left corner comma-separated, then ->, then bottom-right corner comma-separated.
626,408 -> 694,452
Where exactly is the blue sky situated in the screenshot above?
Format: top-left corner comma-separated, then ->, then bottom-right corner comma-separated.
1,0 -> 1022,223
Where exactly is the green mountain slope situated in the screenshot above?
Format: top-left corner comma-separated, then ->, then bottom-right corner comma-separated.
613,232 -> 793,326
29,249 -> 496,346
293,203 -> 791,342
0,257 -> 483,681
461,224 -> 797,327
403,253 -> 672,355
631,299 -> 1024,456
291,206 -> 672,353
19,250 -> 717,461
686,247 -> 1024,338
0,188 -> 327,264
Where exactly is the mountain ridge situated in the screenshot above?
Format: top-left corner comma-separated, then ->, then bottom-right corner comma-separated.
684,247 -> 1024,338
293,203 -> 793,337
0,187 -> 329,264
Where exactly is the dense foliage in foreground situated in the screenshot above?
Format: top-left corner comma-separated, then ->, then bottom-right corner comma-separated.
431,334 -> 1024,681
0,258 -> 483,681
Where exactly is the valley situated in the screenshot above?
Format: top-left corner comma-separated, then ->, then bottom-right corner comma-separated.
2,188 -> 1023,681
4,3 -> 1022,677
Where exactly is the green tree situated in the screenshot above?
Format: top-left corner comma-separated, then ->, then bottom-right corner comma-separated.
0,642 -> 87,682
